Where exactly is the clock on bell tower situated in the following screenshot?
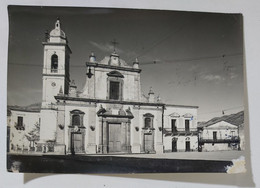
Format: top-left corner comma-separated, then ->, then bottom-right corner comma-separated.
41,18 -> 72,108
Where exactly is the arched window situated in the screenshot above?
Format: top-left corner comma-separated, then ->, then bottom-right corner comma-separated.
51,54 -> 58,72
72,115 -> 80,126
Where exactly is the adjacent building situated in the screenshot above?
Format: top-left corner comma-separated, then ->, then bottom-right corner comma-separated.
198,111 -> 243,152
7,106 -> 40,153
163,105 -> 198,152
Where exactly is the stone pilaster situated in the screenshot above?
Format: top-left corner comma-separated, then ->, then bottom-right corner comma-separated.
126,121 -> 131,153
102,121 -> 108,153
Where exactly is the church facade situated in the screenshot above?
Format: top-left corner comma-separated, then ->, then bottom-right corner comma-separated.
8,19 -> 199,155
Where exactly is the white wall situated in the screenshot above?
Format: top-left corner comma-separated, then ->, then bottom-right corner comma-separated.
163,105 -> 198,152
9,110 -> 40,152
164,106 -> 198,130
201,121 -> 239,140
63,102 -> 96,153
202,143 -> 232,152
39,109 -> 57,142
82,67 -> 141,101
42,76 -> 65,106
133,106 -> 164,153
43,45 -> 66,75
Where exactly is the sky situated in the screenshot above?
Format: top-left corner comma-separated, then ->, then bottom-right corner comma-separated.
7,6 -> 244,121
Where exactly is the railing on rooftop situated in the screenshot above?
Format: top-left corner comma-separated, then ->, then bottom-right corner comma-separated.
14,123 -> 25,130
199,136 -> 240,144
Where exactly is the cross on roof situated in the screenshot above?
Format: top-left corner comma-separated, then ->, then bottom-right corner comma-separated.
111,39 -> 119,53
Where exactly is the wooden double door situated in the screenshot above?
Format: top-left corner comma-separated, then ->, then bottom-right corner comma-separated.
142,133 -> 154,153
71,132 -> 84,154
108,123 -> 127,153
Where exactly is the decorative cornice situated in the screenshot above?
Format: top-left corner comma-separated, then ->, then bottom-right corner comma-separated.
42,42 -> 67,46
165,104 -> 199,109
42,42 -> 72,53
107,71 -> 124,78
9,108 -> 40,113
70,109 -> 85,115
97,113 -> 134,119
42,74 -> 66,77
143,113 -> 154,117
86,62 -> 142,73
169,112 -> 180,118
55,96 -> 164,107
54,96 -> 199,109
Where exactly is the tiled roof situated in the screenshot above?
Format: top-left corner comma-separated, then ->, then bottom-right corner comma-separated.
7,103 -> 41,113
198,111 -> 244,128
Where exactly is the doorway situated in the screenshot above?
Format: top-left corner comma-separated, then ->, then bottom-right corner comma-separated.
71,132 -> 84,154
185,141 -> 190,152
144,133 -> 154,152
108,123 -> 122,152
172,139 -> 177,152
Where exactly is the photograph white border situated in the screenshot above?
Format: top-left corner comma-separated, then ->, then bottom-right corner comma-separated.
1,0 -> 259,187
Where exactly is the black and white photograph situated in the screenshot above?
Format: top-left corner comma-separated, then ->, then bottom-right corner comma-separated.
6,5 -> 246,174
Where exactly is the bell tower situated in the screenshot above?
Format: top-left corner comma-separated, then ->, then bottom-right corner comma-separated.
41,18 -> 72,108
39,18 -> 72,148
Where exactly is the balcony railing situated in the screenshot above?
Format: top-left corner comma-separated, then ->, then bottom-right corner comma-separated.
199,136 -> 240,144
14,123 -> 25,130
163,128 -> 198,136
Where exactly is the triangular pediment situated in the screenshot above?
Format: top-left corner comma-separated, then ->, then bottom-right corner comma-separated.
169,112 -> 180,118
206,120 -> 237,129
183,113 -> 193,118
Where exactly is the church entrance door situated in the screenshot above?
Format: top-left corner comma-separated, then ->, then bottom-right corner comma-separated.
108,123 -> 122,152
144,133 -> 154,152
71,132 -> 84,154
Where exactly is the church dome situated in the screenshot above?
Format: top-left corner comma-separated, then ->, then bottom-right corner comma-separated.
49,18 -> 66,40
50,28 -> 66,38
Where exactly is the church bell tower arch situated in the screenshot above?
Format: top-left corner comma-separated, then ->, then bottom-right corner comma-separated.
41,18 -> 72,108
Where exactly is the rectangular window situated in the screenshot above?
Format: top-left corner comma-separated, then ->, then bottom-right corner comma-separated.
231,131 -> 235,140
109,81 -> 120,100
185,120 -> 190,132
18,116 -> 23,127
145,118 -> 152,128
213,131 -> 217,140
15,116 -> 25,130
72,115 -> 81,126
171,119 -> 177,132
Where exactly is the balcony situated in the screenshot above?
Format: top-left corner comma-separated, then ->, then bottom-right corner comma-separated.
14,123 -> 25,130
199,136 -> 240,144
163,128 -> 198,136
